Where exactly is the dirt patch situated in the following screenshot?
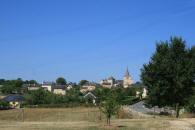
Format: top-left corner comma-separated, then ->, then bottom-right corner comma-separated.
169,120 -> 193,129
182,118 -> 195,125
99,125 -> 119,129
181,113 -> 195,118
95,120 -> 105,123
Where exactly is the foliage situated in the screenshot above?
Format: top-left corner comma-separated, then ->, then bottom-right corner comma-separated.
65,87 -> 84,104
24,80 -> 38,84
0,79 -> 25,94
121,96 -> 140,105
146,112 -> 156,115
0,100 -> 10,110
26,88 -> 66,105
99,93 -> 121,125
24,86 -> 86,107
141,36 -> 195,118
0,79 -> 6,85
78,80 -> 89,86
92,86 -> 140,108
56,77 -> 67,85
185,93 -> 195,113
0,78 -> 142,108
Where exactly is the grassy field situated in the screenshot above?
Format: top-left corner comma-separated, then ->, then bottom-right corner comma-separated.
0,107 -> 194,130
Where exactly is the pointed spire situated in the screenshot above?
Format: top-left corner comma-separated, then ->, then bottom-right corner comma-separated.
125,67 -> 129,77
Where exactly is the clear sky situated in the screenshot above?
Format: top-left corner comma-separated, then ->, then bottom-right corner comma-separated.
0,0 -> 195,83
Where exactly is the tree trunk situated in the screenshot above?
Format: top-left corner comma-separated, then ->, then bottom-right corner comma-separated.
106,117 -> 108,125
176,103 -> 180,118
21,108 -> 24,122
153,106 -> 155,118
99,110 -> 101,120
108,117 -> 110,126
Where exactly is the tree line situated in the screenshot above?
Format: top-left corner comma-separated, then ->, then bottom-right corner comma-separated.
0,78 -> 141,109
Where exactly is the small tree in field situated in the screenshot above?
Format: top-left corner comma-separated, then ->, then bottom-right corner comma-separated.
99,94 -> 120,126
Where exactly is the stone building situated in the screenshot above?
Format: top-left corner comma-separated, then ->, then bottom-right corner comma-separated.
80,82 -> 97,93
22,84 -> 41,91
41,81 -> 54,92
23,81 -> 71,95
99,68 -> 133,88
99,77 -> 115,88
41,82 -> 66,95
100,77 -> 123,88
52,85 -> 66,95
107,77 -> 115,86
123,67 -> 134,88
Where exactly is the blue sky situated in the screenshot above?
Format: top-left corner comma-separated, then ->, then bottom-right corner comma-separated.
0,0 -> 195,83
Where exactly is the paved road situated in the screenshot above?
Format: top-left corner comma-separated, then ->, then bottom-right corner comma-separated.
129,101 -> 154,114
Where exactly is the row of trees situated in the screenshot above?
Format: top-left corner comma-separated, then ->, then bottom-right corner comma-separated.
25,87 -> 86,107
0,78 -> 26,94
141,36 -> 195,117
22,85 -> 140,106
0,77 -> 69,95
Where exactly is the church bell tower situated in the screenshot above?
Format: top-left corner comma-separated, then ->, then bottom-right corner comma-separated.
123,67 -> 134,88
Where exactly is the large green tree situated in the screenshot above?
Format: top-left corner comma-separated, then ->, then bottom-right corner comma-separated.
0,79 -> 24,94
0,79 -> 6,85
78,80 -> 88,86
24,80 -> 38,84
56,77 -> 67,85
141,36 -> 195,118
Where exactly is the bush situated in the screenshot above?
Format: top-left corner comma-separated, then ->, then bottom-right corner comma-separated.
146,112 -> 155,115
185,102 -> 195,113
117,109 -> 133,119
0,100 -> 10,110
185,94 -> 195,113
37,104 -> 68,108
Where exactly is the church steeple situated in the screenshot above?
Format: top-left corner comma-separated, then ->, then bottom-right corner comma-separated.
123,66 -> 134,88
125,67 -> 129,77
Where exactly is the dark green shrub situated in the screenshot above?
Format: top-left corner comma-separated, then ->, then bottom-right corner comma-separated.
185,95 -> 195,113
0,100 -> 10,110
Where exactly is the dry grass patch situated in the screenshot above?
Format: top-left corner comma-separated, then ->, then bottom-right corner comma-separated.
99,125 -> 119,129
0,107 -> 194,130
0,107 -> 103,122
180,113 -> 195,118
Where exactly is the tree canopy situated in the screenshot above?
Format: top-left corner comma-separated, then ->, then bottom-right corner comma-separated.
0,79 -> 24,94
141,36 -> 195,117
78,80 -> 89,86
24,80 -> 38,84
99,93 -> 120,125
56,77 -> 67,85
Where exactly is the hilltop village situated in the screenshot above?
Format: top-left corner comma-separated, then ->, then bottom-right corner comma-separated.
21,68 -> 145,96
0,67 -> 147,108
